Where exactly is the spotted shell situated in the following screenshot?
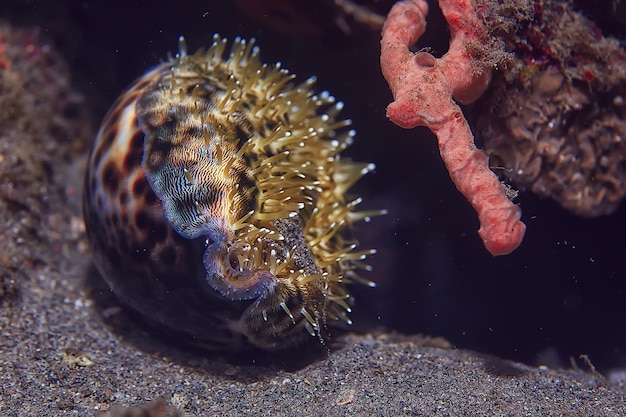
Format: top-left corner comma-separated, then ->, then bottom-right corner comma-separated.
83,35 -> 380,350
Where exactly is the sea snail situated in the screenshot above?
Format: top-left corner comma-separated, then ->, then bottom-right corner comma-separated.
83,35 -> 382,350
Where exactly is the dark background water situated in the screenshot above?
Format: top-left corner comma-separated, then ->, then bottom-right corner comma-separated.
3,0 -> 625,370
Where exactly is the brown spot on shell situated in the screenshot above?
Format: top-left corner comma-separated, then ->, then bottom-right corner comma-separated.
132,177 -> 148,197
102,161 -> 121,194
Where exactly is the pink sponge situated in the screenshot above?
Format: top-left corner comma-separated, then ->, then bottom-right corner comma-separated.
380,0 -> 526,255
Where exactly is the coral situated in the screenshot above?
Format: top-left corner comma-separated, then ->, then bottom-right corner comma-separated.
233,0 -> 387,36
380,0 -> 526,255
469,0 -> 626,217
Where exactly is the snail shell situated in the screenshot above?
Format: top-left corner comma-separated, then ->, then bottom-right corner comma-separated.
83,35 -> 380,350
